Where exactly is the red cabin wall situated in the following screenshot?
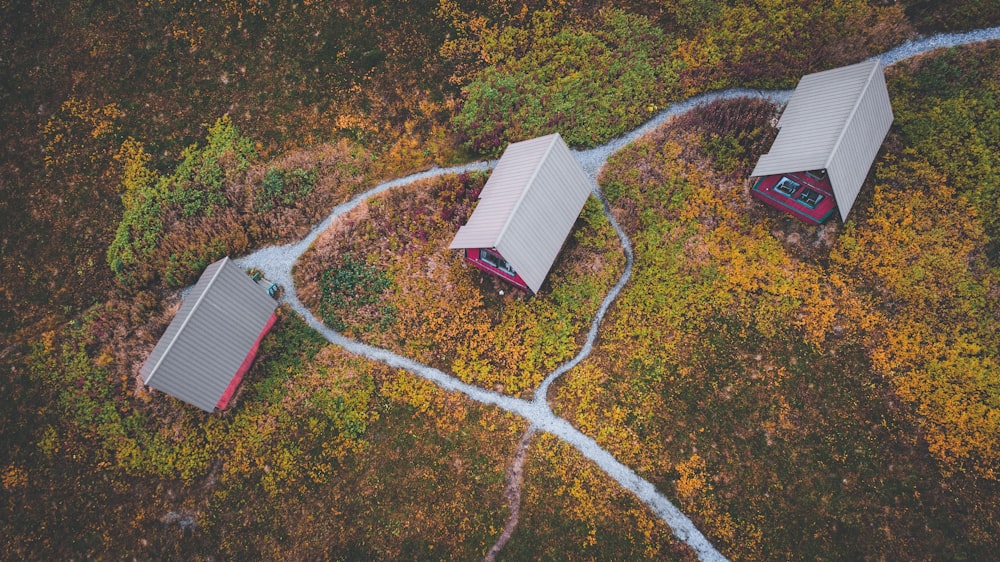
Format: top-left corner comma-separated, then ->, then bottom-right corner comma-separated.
464,248 -> 530,291
751,172 -> 838,225
216,312 -> 278,410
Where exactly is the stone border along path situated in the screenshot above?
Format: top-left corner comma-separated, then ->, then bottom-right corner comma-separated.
235,27 -> 1000,562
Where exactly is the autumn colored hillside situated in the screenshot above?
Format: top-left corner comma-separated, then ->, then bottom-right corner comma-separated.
2,1 -> 999,560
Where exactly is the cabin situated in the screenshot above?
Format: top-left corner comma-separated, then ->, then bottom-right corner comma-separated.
139,257 -> 278,412
750,59 -> 894,224
449,133 -> 593,293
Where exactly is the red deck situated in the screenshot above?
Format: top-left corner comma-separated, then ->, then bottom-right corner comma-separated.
751,171 -> 837,225
464,248 -> 530,291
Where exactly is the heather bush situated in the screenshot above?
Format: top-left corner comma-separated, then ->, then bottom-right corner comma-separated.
107,116 -> 255,287
257,167 -> 318,211
670,97 -> 779,179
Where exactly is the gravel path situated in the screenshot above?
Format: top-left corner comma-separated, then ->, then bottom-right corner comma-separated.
235,27 -> 1000,562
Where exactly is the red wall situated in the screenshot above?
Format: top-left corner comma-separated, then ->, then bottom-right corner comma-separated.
464,248 -> 530,291
751,173 -> 838,225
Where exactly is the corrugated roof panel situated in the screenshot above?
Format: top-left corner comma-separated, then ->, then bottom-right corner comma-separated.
479,135 -> 553,200
140,257 -> 277,412
449,135 -> 557,249
778,62 -> 871,127
751,59 -> 893,220
140,259 -> 225,382
754,62 -> 876,175
828,75 -> 894,220
498,143 -> 593,292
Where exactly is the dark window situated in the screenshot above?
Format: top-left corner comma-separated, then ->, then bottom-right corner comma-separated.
481,249 -> 516,277
796,188 -> 823,209
773,177 -> 800,197
806,169 -> 828,181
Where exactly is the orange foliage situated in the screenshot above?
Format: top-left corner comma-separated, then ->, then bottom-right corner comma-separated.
832,157 -> 1000,477
674,453 -> 762,557
41,97 -> 121,182
519,433 -> 692,559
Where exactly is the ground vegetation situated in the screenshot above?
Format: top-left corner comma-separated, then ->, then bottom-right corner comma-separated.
2,2 -> 1000,559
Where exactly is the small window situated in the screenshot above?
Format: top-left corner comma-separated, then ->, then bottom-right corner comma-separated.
773,177 -> 800,197
480,250 -> 500,268
481,249 -> 516,277
796,188 -> 823,209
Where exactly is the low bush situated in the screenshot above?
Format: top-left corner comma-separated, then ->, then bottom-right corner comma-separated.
257,167 -> 318,211
318,254 -> 396,334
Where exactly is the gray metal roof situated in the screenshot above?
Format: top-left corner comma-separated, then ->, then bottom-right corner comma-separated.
140,257 -> 277,412
751,59 -> 894,221
449,133 -> 593,293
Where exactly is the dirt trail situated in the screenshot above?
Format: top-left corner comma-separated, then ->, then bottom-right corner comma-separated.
484,427 -> 536,562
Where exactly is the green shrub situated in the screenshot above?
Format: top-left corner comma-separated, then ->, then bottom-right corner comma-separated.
106,140 -> 164,286
318,254 -> 396,333
257,167 -> 318,211
107,115 -> 257,288
165,115 -> 256,217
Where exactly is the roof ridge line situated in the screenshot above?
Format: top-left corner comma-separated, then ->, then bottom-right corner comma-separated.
143,256 -> 229,386
493,133 -> 559,252
825,59 -> 881,171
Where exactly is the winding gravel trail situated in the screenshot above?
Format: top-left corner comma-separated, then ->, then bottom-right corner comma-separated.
235,26 -> 1000,561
